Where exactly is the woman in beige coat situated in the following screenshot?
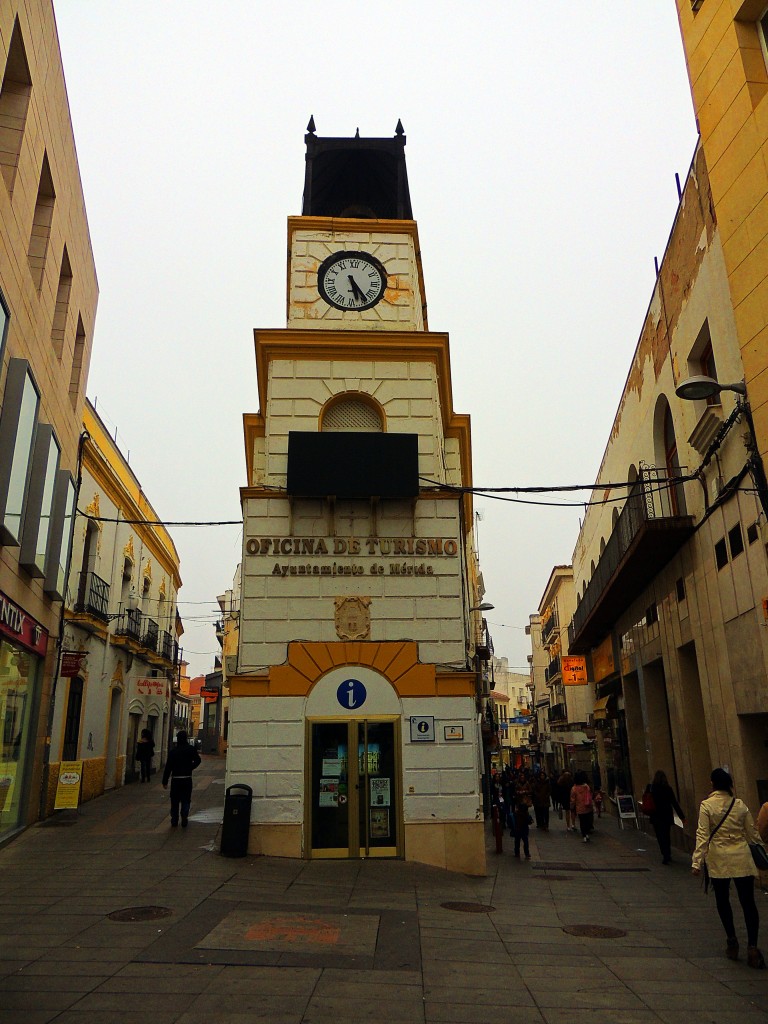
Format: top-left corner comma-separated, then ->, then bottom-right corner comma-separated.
691,768 -> 764,968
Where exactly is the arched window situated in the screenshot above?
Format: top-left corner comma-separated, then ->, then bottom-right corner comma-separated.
321,395 -> 383,433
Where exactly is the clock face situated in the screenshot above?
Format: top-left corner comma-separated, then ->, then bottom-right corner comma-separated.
317,250 -> 387,311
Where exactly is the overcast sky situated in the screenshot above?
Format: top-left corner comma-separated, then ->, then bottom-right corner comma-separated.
53,2 -> 699,677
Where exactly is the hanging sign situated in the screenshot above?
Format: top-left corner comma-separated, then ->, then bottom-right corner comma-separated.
562,656 -> 588,685
60,651 -> 86,677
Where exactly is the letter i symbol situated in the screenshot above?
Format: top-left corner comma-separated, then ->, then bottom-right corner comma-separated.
346,682 -> 356,708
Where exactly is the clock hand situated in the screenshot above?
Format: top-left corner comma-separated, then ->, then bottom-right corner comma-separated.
348,275 -> 366,302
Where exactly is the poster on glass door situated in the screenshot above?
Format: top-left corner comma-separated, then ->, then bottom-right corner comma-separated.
370,776 -> 391,807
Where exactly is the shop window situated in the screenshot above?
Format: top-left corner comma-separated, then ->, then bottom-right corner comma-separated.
715,537 -> 729,570
0,359 -> 40,545
0,20 -> 31,196
0,637 -> 39,838
729,523 -> 745,559
62,678 -> 83,761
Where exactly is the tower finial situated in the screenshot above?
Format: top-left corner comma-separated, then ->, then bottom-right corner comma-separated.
306,115 -> 316,135
355,127 -> 360,138
395,119 -> 404,137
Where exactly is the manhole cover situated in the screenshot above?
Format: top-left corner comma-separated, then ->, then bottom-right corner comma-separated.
563,924 -> 627,939
108,906 -> 173,923
533,874 -> 572,881
440,902 -> 496,913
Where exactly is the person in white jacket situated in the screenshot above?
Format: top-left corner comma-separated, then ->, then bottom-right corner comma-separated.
692,768 -> 764,969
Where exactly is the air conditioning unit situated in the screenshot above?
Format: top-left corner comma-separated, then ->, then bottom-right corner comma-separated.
224,655 -> 238,676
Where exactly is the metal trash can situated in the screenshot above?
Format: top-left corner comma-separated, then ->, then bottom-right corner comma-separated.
220,783 -> 252,857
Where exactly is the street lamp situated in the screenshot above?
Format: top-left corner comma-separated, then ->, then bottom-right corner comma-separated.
675,375 -> 768,519
674,375 -> 746,401
470,602 -> 494,612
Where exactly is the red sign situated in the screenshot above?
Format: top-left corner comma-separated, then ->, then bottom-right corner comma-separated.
136,678 -> 166,697
0,591 -> 48,657
200,687 -> 219,704
61,651 -> 86,677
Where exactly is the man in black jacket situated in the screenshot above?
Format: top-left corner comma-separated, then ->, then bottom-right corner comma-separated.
162,731 -> 202,828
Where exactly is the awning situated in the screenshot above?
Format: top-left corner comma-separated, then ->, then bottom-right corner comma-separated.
593,696 -> 611,721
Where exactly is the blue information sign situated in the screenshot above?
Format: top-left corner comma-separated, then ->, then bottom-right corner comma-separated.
336,678 -> 367,710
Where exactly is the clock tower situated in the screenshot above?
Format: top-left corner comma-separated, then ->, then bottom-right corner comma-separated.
229,121 -> 486,875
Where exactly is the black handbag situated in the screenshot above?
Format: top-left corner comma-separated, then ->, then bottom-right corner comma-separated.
750,842 -> 768,870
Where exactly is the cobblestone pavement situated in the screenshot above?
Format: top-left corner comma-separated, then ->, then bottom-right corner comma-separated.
1,759 -> 767,1023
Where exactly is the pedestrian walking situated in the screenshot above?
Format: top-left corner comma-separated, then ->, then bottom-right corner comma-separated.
135,728 -> 155,783
558,769 -> 576,831
162,730 -> 202,828
531,771 -> 551,830
691,768 -> 765,968
647,769 -> 685,864
513,798 -> 531,860
570,770 -> 594,842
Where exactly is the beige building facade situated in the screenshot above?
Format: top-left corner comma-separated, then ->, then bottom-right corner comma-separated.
569,142 -> 768,829
52,401 -> 181,805
676,1 -> 768,464
228,126 -> 486,874
0,2 -> 98,842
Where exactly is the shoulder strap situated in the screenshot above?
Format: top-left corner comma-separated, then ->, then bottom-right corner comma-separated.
709,797 -> 736,840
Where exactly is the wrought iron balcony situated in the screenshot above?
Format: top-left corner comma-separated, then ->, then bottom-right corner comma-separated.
569,466 -> 694,653
159,630 -> 174,662
548,702 -> 566,723
74,572 -> 110,621
541,613 -> 559,645
114,606 -> 142,642
545,654 -> 561,683
142,618 -> 159,653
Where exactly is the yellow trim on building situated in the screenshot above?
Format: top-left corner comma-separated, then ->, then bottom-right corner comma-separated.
228,640 -> 476,698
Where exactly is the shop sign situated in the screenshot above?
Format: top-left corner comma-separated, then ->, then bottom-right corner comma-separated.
592,634 -> 615,682
0,590 -> 48,657
200,687 -> 219,704
61,651 -> 86,677
136,677 -> 167,698
54,761 -> 83,810
562,655 -> 587,685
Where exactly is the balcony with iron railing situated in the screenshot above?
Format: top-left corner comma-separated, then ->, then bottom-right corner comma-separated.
142,618 -> 159,654
569,466 -> 694,653
74,572 -> 110,621
544,654 -> 561,683
548,702 -> 566,724
114,606 -> 142,642
541,612 -> 559,645
160,630 -> 174,662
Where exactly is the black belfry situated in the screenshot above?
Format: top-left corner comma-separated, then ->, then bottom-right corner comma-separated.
302,119 -> 412,220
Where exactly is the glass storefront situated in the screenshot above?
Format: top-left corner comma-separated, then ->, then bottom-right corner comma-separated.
309,719 -> 400,858
0,636 -> 42,840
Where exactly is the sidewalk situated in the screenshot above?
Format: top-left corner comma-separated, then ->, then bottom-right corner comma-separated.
0,762 -> 767,1023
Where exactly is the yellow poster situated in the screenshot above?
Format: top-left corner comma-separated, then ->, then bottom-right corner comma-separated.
562,655 -> 588,685
54,760 -> 83,810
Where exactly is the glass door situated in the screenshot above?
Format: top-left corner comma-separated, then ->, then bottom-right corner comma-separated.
310,721 -> 354,857
358,720 -> 398,858
308,718 -> 400,859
